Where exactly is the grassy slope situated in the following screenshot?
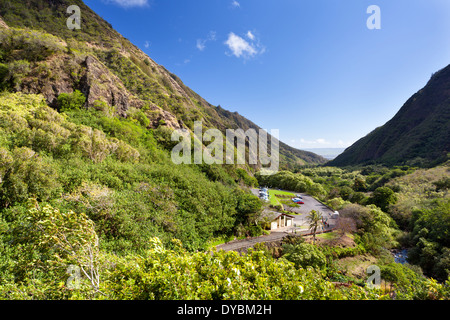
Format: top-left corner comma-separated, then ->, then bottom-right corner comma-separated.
268,189 -> 295,207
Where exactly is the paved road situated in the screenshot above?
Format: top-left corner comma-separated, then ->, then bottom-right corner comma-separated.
215,226 -> 336,252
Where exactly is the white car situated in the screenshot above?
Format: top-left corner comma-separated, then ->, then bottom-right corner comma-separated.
291,198 -> 304,204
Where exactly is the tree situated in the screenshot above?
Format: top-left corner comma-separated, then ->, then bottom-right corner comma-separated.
11,199 -> 103,296
336,216 -> 357,237
339,203 -> 395,250
307,210 -> 322,244
352,177 -> 367,192
0,147 -> 59,208
282,242 -> 327,269
433,177 -> 450,192
234,190 -> 262,233
57,90 -> 86,112
369,186 -> 397,212
339,186 -> 354,201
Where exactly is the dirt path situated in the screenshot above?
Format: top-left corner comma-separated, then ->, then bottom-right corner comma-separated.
215,231 -> 289,252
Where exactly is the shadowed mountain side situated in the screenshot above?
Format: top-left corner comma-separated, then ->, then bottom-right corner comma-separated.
328,64 -> 450,167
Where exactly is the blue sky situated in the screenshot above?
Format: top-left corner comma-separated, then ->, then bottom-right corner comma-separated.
84,0 -> 450,149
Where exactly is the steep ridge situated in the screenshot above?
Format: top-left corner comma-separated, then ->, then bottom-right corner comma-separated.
0,0 -> 326,168
329,64 -> 450,167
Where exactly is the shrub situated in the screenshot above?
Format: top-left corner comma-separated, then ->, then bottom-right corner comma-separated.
0,28 -> 64,62
0,147 -> 60,207
0,63 -> 8,90
3,60 -> 31,90
369,186 -> 397,212
282,242 -> 327,269
93,99 -> 115,118
236,168 -> 258,186
127,107 -> 150,128
57,90 -> 86,112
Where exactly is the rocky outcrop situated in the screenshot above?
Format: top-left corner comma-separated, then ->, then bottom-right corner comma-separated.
20,54 -> 74,107
20,51 -> 183,130
0,15 -> 8,29
80,55 -> 142,117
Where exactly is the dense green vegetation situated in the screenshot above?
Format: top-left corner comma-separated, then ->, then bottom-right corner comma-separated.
257,163 -> 450,284
0,92 -> 264,253
0,0 -> 449,301
0,0 -> 122,48
1,91 -> 448,300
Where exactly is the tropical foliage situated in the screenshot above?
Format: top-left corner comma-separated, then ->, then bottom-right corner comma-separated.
0,0 -> 449,301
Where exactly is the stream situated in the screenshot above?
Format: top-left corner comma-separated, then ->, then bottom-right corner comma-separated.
391,249 -> 409,264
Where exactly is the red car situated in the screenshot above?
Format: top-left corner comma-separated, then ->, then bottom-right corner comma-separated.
292,198 -> 304,204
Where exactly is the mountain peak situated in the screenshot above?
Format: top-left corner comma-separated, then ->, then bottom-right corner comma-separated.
328,64 -> 450,167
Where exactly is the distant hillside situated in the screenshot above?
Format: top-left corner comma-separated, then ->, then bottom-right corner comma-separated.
0,0 -> 326,169
304,148 -> 345,160
329,65 -> 450,167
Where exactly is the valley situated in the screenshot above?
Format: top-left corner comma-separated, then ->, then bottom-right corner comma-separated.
0,0 -> 448,302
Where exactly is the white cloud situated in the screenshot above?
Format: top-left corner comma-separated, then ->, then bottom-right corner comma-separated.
293,138 -> 354,149
231,1 -> 240,8
144,41 -> 151,48
225,33 -> 256,58
299,138 -> 331,146
196,31 -> 217,51
224,32 -> 265,59
105,0 -> 149,8
246,31 -> 255,41
196,39 -> 206,51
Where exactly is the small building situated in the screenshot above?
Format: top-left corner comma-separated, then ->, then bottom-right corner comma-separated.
257,210 -> 295,231
269,212 -> 295,230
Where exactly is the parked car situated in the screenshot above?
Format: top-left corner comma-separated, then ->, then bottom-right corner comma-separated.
291,198 -> 304,204
295,194 -> 303,199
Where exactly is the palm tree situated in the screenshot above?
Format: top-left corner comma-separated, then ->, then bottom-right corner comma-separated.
307,210 -> 322,244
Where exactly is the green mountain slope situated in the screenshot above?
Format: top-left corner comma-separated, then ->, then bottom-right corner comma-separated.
329,65 -> 450,167
0,0 -> 326,253
0,0 -> 326,168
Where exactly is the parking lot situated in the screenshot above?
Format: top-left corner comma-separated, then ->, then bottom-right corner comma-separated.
287,192 -> 336,229
252,188 -> 338,231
